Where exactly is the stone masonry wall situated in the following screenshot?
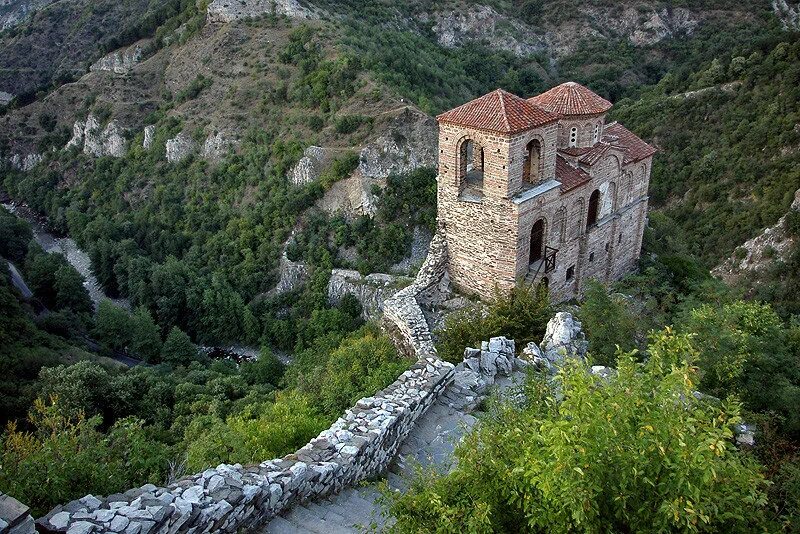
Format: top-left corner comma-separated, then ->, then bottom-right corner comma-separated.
382,232 -> 449,358
36,356 -> 454,534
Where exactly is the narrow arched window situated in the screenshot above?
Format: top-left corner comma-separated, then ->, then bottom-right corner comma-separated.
587,189 -> 600,229
569,127 -> 578,147
593,123 -> 600,143
523,139 -> 541,184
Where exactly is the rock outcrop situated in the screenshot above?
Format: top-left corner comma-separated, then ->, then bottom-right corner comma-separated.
289,146 -> 334,186
267,251 -> 309,297
143,125 -> 155,150
773,0 -> 800,30
0,91 -> 13,106
421,4 -> 699,58
9,152 -> 42,171
520,311 -> 588,372
207,0 -> 318,22
327,269 -> 410,321
66,114 -> 127,158
202,131 -> 238,163
713,188 -> 800,284
89,42 -> 144,75
165,131 -> 198,163
0,0 -> 56,31
358,107 -> 438,180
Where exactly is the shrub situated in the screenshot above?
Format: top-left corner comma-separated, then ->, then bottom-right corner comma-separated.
390,330 -> 771,532
579,280 -> 638,366
436,284 -> 551,363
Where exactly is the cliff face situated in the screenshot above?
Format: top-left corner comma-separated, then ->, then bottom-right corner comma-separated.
713,189 -> 800,284
0,0 -> 55,31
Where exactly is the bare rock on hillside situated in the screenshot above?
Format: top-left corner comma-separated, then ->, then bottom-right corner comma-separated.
166,131 -> 198,163
0,0 -> 56,31
202,131 -> 238,162
358,107 -> 438,180
90,41 -> 145,75
143,125 -> 155,149
773,0 -> 800,30
289,146 -> 335,186
9,152 -> 42,171
0,91 -> 13,106
66,114 -> 127,158
207,0 -> 318,22
713,188 -> 800,283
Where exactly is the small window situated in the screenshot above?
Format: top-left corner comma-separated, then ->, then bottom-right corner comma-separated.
566,265 -> 575,281
569,127 -> 578,147
618,233 -> 622,244
593,124 -> 600,143
605,242 -> 610,252
589,252 -> 595,262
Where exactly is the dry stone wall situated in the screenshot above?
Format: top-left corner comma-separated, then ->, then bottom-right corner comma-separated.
382,232 -> 449,358
36,355 -> 454,534
327,269 -> 410,321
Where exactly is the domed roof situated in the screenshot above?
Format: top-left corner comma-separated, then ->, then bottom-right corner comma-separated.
528,82 -> 612,116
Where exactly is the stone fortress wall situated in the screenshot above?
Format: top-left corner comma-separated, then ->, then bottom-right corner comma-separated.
29,234 -> 455,534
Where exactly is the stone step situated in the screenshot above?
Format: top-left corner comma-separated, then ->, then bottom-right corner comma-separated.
304,501 -> 348,524
286,505 -> 355,534
262,515 -> 306,534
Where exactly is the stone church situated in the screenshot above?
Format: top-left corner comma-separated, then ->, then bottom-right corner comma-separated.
436,82 -> 655,301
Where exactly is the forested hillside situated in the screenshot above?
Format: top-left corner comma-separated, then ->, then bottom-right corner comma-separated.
1,0 -> 800,529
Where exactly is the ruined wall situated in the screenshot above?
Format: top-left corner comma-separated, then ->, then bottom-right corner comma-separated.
382,232 -> 449,358
37,356 -> 454,534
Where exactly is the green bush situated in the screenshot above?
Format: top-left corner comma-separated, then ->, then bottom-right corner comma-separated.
579,281 -> 638,366
436,284 -> 551,363
390,330 -> 771,533
0,398 -> 172,517
183,390 -> 326,471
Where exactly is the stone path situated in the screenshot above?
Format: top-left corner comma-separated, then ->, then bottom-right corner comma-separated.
259,371 -> 527,533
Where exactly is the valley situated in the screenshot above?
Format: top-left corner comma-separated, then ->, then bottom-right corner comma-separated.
0,0 -> 799,532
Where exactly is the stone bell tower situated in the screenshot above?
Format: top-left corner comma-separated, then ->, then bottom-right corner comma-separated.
436,84 -> 655,301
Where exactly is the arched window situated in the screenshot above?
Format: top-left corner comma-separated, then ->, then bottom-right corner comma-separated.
593,123 -> 600,144
530,219 -> 545,264
457,137 -> 484,199
569,127 -> 578,147
523,139 -> 541,184
587,189 -> 600,229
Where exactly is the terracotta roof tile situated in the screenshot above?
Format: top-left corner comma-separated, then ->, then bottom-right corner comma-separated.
437,89 -> 558,134
528,82 -> 612,116
556,154 -> 591,193
602,122 -> 657,164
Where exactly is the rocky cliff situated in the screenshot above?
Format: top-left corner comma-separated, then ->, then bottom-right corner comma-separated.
713,188 -> 800,284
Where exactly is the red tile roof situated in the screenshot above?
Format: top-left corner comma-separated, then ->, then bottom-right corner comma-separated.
437,89 -> 558,134
556,154 -> 591,193
528,82 -> 612,116
602,122 -> 657,164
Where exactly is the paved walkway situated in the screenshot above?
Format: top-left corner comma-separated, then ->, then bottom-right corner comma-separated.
259,371 -> 527,533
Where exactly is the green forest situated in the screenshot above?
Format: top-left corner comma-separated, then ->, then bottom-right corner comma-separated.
1,0 -> 800,530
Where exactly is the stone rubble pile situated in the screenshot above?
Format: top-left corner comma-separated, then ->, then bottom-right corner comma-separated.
0,492 -> 35,534
520,311 -> 588,373
36,355 -> 454,533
